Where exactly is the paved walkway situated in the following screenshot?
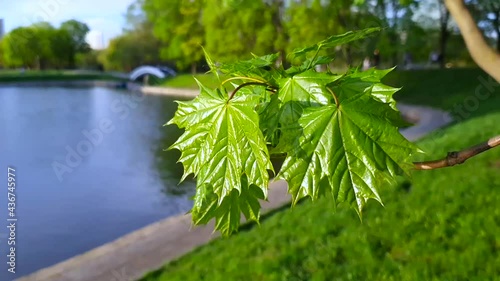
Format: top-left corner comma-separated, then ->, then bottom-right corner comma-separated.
397,103 -> 453,141
139,85 -> 198,98
16,88 -> 453,281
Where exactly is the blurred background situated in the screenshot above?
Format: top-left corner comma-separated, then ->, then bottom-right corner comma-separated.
0,0 -> 499,280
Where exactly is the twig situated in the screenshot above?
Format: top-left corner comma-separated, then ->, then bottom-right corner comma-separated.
413,135 -> 500,170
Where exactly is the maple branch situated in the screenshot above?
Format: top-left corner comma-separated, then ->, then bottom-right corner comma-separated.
413,135 -> 500,170
229,82 -> 276,100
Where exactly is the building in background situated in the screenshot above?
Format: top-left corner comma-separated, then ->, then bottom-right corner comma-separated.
0,19 -> 4,39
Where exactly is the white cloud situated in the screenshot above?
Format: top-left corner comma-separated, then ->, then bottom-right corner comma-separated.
84,17 -> 124,48
86,30 -> 104,50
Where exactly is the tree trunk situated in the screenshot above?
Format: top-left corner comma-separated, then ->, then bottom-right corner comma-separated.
439,22 -> 449,68
445,0 -> 500,81
494,9 -> 500,52
497,33 -> 500,53
439,1 -> 450,69
376,0 -> 386,19
345,45 -> 353,66
191,63 -> 197,75
270,0 -> 287,67
388,31 -> 399,66
391,0 -> 400,66
337,10 -> 355,67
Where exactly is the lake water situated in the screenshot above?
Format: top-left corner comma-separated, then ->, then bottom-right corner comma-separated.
0,86 -> 195,279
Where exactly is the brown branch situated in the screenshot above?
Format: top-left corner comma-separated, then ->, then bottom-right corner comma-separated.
414,135 -> 500,170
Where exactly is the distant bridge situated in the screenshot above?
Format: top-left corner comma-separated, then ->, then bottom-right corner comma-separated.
129,65 -> 177,81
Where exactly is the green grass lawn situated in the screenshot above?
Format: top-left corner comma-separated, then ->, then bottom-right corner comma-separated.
161,73 -> 226,89
142,68 -> 500,281
385,68 -> 500,120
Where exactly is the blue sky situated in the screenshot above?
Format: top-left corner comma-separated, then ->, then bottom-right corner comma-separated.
0,0 -> 136,49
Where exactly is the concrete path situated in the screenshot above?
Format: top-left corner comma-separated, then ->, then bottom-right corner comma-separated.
139,85 -> 198,98
398,103 -> 453,141
15,89 -> 453,281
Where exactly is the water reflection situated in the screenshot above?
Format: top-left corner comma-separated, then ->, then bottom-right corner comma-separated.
0,86 -> 196,278
153,96 -> 196,197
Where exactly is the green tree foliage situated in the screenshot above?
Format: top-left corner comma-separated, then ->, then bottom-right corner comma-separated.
168,28 -> 420,235
202,0 -> 282,63
99,30 -> 160,71
49,28 -> 74,69
60,20 -> 90,52
285,0 -> 341,56
143,0 -> 204,73
60,20 -> 91,68
99,0 -> 161,71
0,39 -> 4,67
30,22 -> 58,69
2,26 -> 42,68
1,20 -> 89,69
134,0 -> 495,71
286,0 -> 382,67
76,50 -> 102,70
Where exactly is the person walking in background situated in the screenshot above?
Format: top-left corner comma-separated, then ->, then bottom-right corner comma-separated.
403,52 -> 413,69
362,56 -> 371,70
429,51 -> 439,65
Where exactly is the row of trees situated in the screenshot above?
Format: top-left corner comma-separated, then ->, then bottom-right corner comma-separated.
0,0 -> 496,72
0,20 -> 91,69
100,0 -> 499,73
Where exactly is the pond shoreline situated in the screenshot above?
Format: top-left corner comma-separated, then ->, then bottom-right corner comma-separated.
0,80 -> 200,99
0,80 -> 129,89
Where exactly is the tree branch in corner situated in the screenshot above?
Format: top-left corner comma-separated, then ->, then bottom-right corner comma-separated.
414,135 -> 500,170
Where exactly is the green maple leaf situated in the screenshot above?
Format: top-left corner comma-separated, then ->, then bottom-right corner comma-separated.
256,93 -> 281,146
168,30 -> 421,236
191,183 -> 219,226
191,176 -> 265,236
342,67 -> 401,110
217,53 -> 282,85
168,80 -> 273,235
277,75 -> 417,214
286,56 -> 334,75
214,176 -> 266,235
272,70 -> 343,153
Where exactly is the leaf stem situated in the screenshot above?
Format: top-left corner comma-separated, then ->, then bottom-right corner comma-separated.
229,82 -> 275,100
327,88 -> 340,108
306,46 -> 321,70
413,135 -> 500,170
221,76 -> 267,86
